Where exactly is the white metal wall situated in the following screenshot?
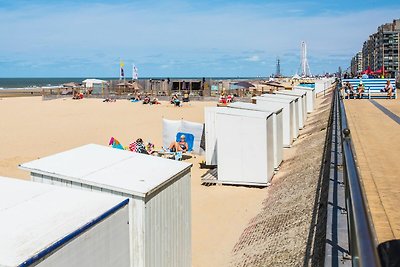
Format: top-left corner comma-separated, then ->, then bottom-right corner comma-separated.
205,107 -> 218,166
144,172 -> 191,267
291,99 -> 300,137
256,100 -> 293,147
216,112 -> 274,185
36,203 -> 130,267
275,92 -> 306,129
294,87 -> 315,113
274,110 -> 284,169
229,105 -> 283,169
31,171 -> 191,267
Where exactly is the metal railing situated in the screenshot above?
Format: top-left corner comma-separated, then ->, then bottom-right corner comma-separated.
336,84 -> 381,266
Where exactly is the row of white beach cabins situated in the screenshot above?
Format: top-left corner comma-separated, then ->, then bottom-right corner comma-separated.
0,80 -> 335,267
204,80 -> 335,186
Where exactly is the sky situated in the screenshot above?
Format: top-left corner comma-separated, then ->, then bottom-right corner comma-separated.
0,0 -> 399,77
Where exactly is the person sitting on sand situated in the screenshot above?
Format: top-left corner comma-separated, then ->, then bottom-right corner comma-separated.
151,97 -> 161,105
219,92 -> 227,104
143,95 -> 151,104
168,134 -> 188,152
357,81 -> 364,99
129,138 -> 149,154
381,80 -> 394,99
171,94 -> 181,106
183,92 -> 190,102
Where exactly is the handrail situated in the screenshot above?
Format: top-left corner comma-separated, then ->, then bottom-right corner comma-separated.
337,85 -> 381,266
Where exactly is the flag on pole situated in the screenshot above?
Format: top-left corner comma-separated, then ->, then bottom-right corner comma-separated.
132,64 -> 138,80
120,60 -> 125,80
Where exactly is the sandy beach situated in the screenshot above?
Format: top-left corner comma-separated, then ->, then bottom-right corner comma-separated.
0,96 -> 268,266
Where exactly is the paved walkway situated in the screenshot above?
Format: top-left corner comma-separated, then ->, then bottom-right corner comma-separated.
344,98 -> 400,243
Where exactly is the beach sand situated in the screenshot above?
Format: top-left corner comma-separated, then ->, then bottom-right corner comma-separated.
0,96 -> 267,267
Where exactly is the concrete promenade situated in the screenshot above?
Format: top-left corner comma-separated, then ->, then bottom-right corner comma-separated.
345,98 -> 400,243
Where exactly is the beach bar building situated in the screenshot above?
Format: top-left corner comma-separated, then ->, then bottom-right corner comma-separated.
0,176 -> 130,267
216,108 -> 275,186
228,102 -> 283,170
275,90 -> 307,129
20,144 -> 192,267
294,85 -> 316,113
253,96 -> 296,147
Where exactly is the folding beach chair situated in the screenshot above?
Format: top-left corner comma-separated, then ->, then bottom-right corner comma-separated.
158,132 -> 195,160
175,132 -> 194,153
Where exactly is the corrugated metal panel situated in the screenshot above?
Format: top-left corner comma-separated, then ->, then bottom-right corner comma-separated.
37,204 -> 130,267
29,165 -> 192,267
144,172 -> 191,267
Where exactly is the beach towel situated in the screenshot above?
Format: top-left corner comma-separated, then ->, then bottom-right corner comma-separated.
109,137 -> 124,150
129,141 -> 148,154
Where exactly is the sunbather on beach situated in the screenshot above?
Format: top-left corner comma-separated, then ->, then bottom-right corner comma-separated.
143,95 -> 151,104
381,80 -> 394,99
151,98 -> 161,105
171,94 -> 181,106
168,134 -> 188,152
129,138 -> 149,154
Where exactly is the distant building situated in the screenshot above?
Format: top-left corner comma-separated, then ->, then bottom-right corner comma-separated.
355,19 -> 400,78
350,52 -> 363,76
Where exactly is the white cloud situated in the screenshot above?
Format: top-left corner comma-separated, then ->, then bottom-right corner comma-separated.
0,2 -> 399,76
246,55 -> 260,62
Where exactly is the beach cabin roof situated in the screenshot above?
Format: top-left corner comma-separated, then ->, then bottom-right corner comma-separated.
229,102 -> 283,114
63,82 -> 81,88
82,79 -> 107,84
217,105 -> 273,119
0,176 -> 128,267
20,144 -> 192,197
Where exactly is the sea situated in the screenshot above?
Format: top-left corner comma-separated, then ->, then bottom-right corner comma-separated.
0,77 -> 263,90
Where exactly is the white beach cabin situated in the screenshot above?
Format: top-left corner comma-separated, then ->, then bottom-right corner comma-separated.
216,108 -> 275,186
294,85 -> 316,113
275,90 -> 307,129
253,96 -> 296,147
261,94 -> 300,135
228,102 -> 283,170
0,176 -> 130,267
20,144 -> 192,267
204,107 -> 224,166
